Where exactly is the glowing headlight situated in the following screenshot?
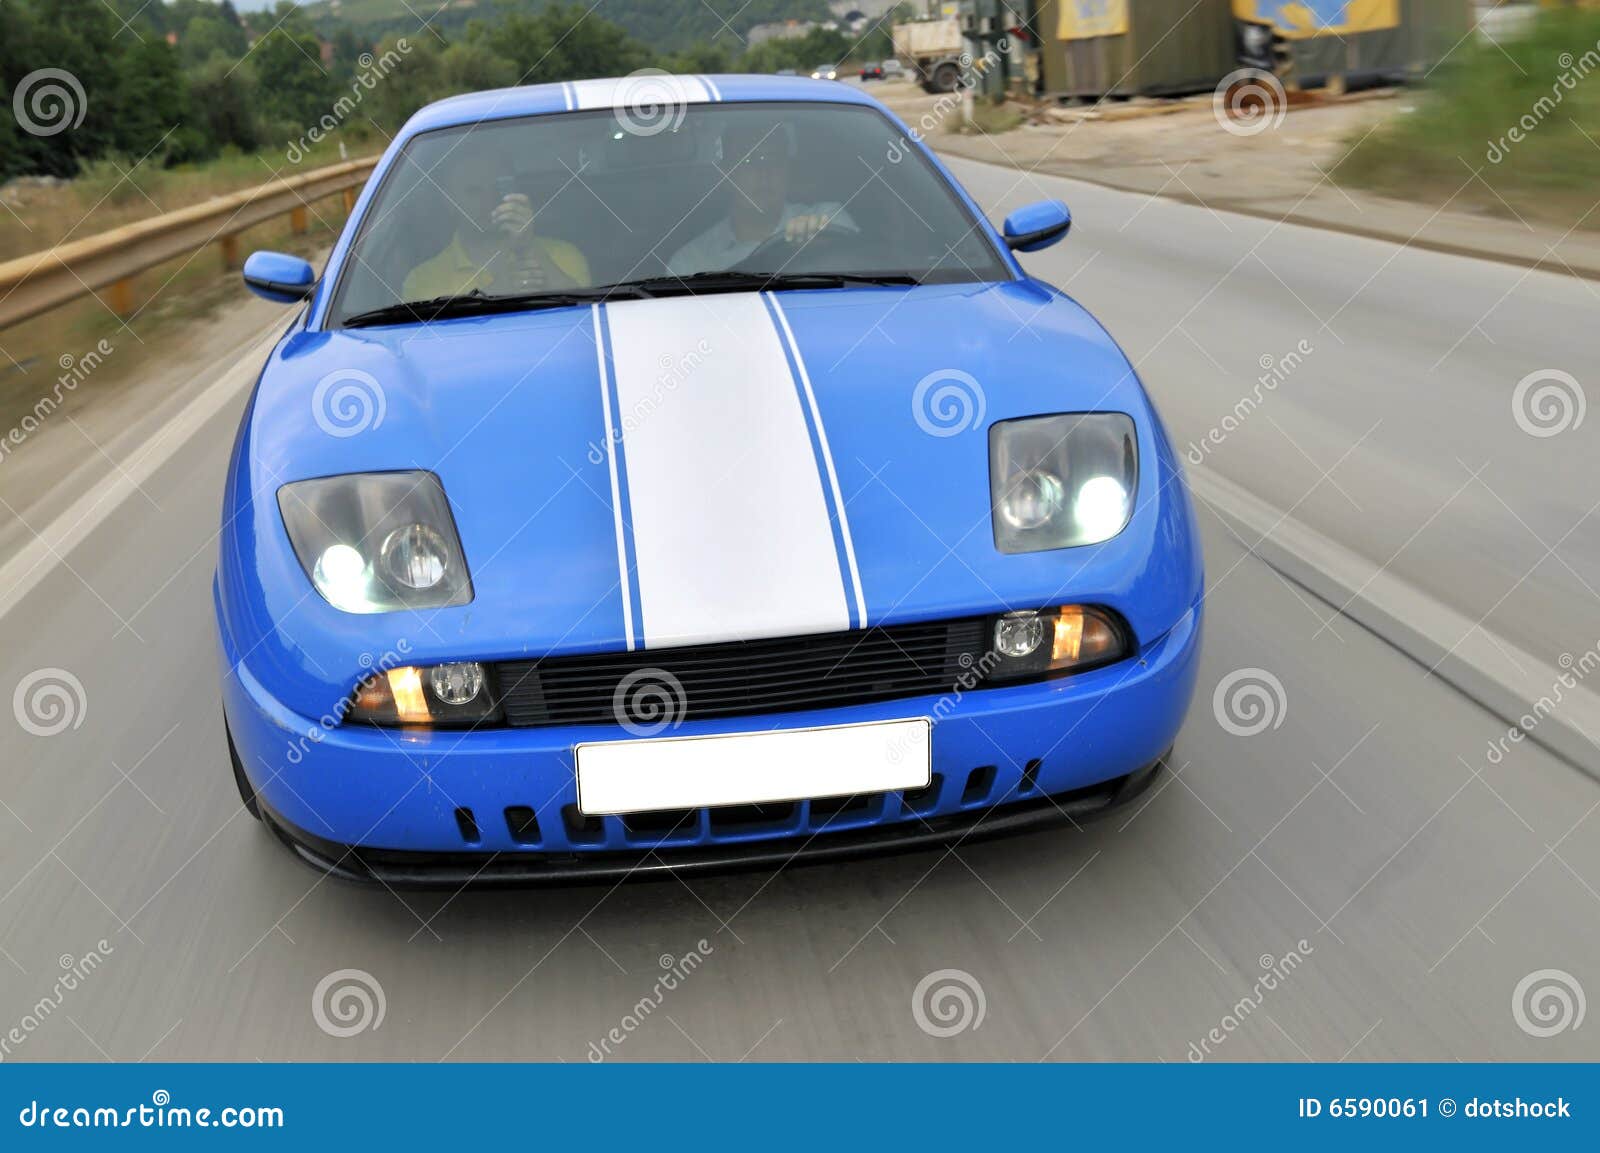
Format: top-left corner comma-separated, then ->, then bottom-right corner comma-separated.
989,413 -> 1136,553
278,471 -> 472,612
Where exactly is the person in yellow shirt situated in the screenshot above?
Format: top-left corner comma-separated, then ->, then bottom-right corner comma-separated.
402,158 -> 590,300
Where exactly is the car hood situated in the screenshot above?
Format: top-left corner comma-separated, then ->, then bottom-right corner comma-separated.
224,282 -> 1201,713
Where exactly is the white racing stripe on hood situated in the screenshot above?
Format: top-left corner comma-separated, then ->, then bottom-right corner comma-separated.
605,294 -> 851,648
568,74 -> 718,111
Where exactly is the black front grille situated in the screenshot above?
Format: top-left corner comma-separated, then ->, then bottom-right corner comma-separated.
493,617 -> 991,728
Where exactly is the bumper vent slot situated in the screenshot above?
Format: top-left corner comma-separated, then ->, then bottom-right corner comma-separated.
903,774 -> 944,815
504,806 -> 542,845
811,793 -> 873,826
621,808 -> 699,841
962,765 -> 997,805
562,805 -> 604,844
1021,758 -> 1042,794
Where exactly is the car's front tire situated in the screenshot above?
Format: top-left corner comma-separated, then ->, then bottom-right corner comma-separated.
225,719 -> 262,821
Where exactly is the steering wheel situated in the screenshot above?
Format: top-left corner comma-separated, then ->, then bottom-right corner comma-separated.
734,222 -> 865,273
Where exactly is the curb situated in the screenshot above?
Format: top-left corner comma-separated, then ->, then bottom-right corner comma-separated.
932,145 -> 1600,284
1189,467 -> 1600,783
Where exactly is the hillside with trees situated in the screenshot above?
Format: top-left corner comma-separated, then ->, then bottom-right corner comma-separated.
1,0 -> 895,182
300,0 -> 837,54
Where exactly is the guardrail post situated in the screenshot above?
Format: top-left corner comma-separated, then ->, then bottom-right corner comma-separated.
107,278 -> 135,318
220,234 -> 241,270
290,206 -> 308,235
342,189 -> 356,214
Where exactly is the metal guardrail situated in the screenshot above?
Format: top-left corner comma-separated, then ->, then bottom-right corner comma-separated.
0,157 -> 378,331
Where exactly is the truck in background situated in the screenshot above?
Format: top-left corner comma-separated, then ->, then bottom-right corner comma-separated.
892,16 -> 966,92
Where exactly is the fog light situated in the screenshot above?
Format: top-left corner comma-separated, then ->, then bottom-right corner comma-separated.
987,605 -> 1130,682
382,524 -> 449,590
994,611 -> 1045,657
428,661 -> 484,706
346,662 -> 502,727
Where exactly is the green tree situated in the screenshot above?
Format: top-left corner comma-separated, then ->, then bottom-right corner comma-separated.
0,0 -> 124,176
185,53 -> 261,156
179,12 -> 251,69
115,37 -> 189,160
476,4 -> 653,84
662,40 -> 736,76
741,28 -> 853,75
0,80 -> 20,182
440,40 -> 519,94
363,34 -> 447,132
252,21 -> 336,134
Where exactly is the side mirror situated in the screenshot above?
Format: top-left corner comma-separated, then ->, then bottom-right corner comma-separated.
243,251 -> 316,303
1002,200 -> 1072,252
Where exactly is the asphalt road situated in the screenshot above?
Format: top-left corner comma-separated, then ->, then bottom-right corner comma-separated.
1,157 -> 1597,1062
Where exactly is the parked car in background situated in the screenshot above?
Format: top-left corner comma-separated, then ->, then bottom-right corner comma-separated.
881,58 -> 905,80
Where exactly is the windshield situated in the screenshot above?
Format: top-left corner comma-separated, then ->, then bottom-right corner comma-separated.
327,101 -> 1010,327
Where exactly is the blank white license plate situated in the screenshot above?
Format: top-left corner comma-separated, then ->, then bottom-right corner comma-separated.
575,718 -> 931,816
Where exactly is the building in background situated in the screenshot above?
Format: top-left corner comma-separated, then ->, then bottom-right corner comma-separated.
1029,0 -> 1471,99
1032,0 -> 1236,99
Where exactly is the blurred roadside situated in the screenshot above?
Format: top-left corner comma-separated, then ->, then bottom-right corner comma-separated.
883,5 -> 1600,277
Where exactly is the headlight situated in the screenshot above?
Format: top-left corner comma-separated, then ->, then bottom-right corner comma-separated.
278,471 -> 472,613
989,413 -> 1136,553
985,605 -> 1129,681
348,661 -> 500,726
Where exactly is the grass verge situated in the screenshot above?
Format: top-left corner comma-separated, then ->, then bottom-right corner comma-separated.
1337,11 -> 1600,230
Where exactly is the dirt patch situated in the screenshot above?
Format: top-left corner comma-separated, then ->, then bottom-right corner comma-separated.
874,79 -> 1406,207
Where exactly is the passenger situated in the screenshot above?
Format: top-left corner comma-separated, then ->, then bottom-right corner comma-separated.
667,120 -> 854,276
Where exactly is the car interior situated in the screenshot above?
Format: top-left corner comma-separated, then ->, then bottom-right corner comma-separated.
330,103 -> 1005,322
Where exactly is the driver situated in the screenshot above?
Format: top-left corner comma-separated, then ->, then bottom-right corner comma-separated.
667,120 -> 855,276
403,142 -> 590,299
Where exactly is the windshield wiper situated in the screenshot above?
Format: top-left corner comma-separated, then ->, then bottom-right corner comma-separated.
341,272 -> 918,327
341,285 -> 644,329
602,270 -> 921,298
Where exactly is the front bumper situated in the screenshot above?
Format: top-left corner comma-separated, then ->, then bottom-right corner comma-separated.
257,758 -> 1164,887
220,602 -> 1200,876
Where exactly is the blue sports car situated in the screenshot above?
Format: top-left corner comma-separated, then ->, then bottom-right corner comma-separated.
216,74 -> 1203,884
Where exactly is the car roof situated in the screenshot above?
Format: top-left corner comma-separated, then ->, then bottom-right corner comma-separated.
403,74 -> 880,137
